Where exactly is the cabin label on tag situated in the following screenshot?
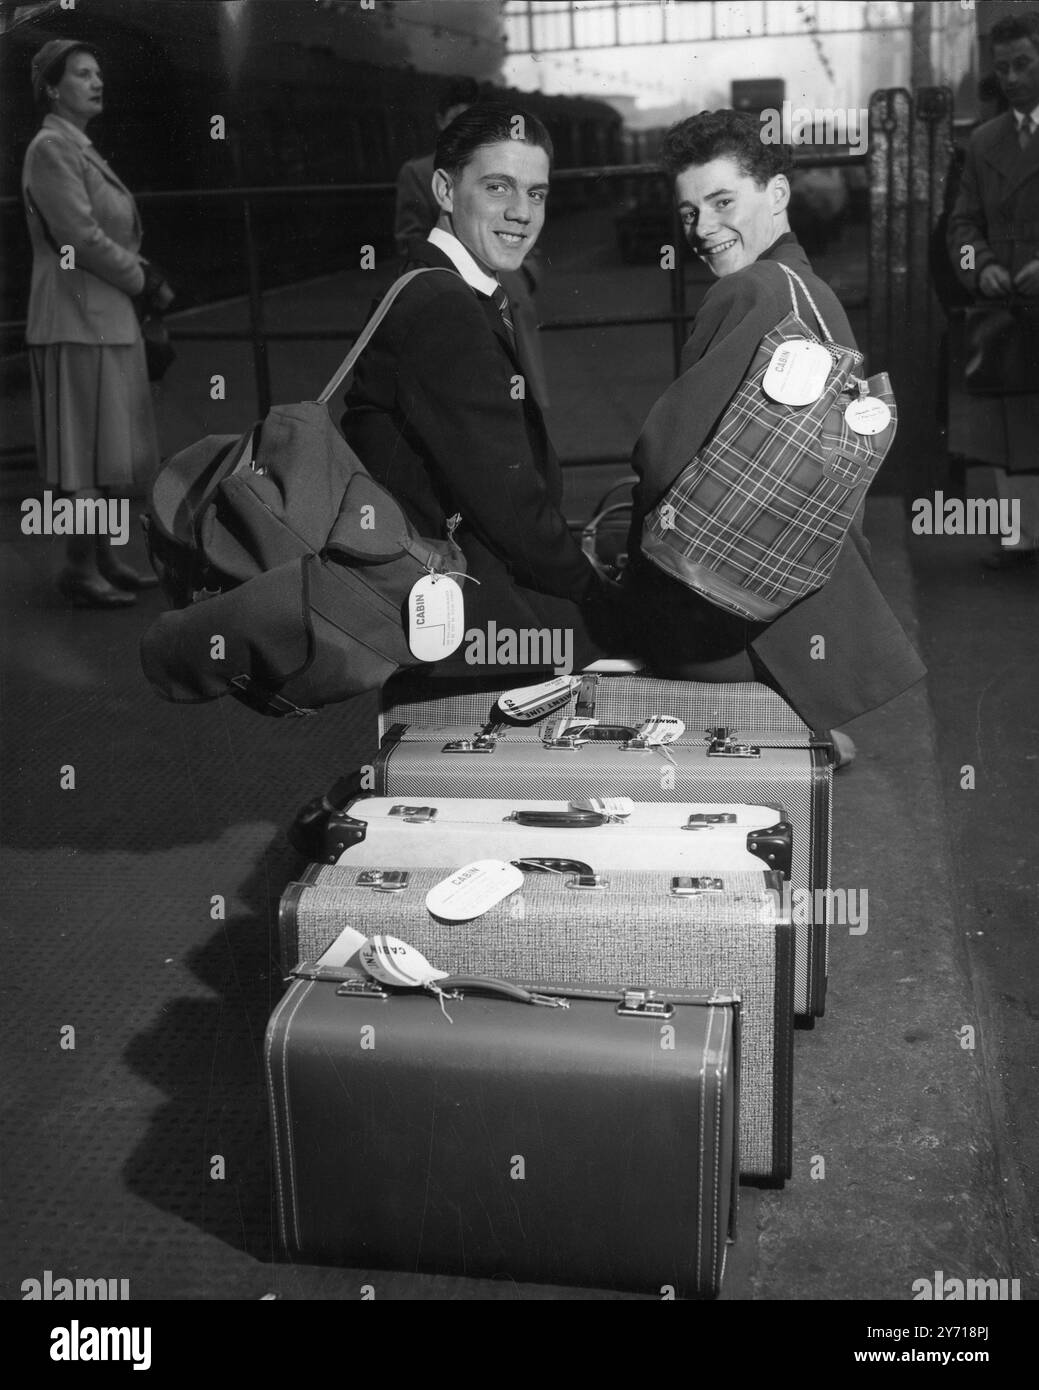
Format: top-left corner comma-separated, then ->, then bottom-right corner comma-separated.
408,573 -> 465,662
844,396 -> 892,435
762,339 -> 832,406
425,859 -> 525,921
359,935 -> 448,988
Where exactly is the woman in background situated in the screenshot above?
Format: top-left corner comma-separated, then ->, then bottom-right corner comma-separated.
23,38 -> 165,607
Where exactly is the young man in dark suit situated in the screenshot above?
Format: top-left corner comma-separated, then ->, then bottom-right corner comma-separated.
946,11 -> 1039,569
625,111 -> 926,751
343,104 -> 623,675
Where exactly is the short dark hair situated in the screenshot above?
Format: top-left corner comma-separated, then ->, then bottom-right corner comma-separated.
34,42 -> 102,114
990,12 -> 1039,51
659,109 -> 793,187
437,77 -> 480,118
435,103 -> 554,178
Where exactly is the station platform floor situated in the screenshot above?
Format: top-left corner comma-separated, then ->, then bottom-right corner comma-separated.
1,238 -> 1035,1310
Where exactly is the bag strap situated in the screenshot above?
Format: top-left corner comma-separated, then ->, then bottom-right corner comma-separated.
316,266 -> 460,404
777,262 -> 835,345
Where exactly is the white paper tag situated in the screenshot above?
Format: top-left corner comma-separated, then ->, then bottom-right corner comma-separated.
638,716 -> 685,745
573,797 -> 634,820
762,339 -> 832,406
359,934 -> 448,988
408,573 -> 465,662
315,925 -> 368,969
844,396 -> 892,435
498,675 -> 577,722
425,859 -> 525,921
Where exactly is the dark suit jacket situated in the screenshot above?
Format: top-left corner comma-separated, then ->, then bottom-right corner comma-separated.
340,240 -> 613,668
628,234 -> 927,732
947,109 -> 1039,290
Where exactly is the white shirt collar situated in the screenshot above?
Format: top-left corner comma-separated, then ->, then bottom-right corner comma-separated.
1013,103 -> 1039,130
42,112 -> 93,149
427,226 -> 500,297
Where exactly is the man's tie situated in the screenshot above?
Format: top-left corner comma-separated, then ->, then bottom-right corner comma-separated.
1020,113 -> 1034,151
493,284 -> 516,345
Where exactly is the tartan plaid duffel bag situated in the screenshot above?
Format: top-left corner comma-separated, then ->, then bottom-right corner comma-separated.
641,262 -> 896,622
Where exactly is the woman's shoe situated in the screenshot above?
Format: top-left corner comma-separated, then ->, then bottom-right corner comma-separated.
58,571 -> 137,608
97,558 -> 160,590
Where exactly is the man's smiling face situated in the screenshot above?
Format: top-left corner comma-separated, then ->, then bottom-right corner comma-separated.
434,139 -> 549,275
675,155 -> 789,277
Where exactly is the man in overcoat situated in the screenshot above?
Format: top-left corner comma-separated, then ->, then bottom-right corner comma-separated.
626,110 -> 926,742
946,10 -> 1039,568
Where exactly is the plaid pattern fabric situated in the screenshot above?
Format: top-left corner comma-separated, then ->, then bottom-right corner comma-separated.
642,303 -> 897,622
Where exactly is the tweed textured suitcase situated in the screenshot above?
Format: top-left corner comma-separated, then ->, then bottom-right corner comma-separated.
313,795 -> 792,878
266,958 -> 740,1297
279,864 -> 792,1180
371,711 -> 829,1019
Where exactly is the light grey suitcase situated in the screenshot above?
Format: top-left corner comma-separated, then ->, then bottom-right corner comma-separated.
279,863 -> 794,1182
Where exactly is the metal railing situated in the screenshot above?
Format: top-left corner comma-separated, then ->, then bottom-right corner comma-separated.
1,151 -> 868,439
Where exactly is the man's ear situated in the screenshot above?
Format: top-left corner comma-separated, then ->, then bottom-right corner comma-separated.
771,173 -> 791,214
432,167 -> 454,216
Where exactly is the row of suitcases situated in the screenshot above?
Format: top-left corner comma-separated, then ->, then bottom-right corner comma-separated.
265,671 -> 836,1298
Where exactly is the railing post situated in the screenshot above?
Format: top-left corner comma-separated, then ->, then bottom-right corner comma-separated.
241,194 -> 272,418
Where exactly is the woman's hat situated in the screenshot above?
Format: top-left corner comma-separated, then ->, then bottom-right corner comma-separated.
31,38 -> 101,103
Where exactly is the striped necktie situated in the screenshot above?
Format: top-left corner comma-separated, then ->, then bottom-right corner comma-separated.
1020,113 -> 1035,150
493,284 -> 515,343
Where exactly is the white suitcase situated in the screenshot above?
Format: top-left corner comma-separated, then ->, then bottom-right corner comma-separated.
321,795 -> 792,878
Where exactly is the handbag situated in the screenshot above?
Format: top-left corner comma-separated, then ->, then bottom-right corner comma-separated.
641,262 -> 897,622
140,267 -> 467,717
963,297 -> 1039,395
139,311 -> 176,381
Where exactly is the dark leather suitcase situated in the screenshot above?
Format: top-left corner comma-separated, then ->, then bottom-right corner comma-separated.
278,864 -> 792,1181
266,966 -> 740,1298
370,710 -> 829,1019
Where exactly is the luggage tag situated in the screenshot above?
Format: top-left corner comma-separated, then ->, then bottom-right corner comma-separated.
571,796 -> 634,822
407,573 -> 465,662
626,716 -> 685,766
844,387 -> 892,436
425,859 -> 525,922
497,675 -> 578,723
359,934 -> 449,989
762,339 -> 832,407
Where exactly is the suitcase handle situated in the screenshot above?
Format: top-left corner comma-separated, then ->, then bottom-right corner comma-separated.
439,975 -> 570,1008
508,809 -> 606,828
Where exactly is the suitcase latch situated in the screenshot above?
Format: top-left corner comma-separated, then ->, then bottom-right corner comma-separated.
335,977 -> 390,999
670,875 -> 725,895
443,734 -> 497,753
542,719 -> 588,750
683,812 -> 737,828
706,726 -> 760,758
565,873 -> 609,890
388,805 -> 438,822
354,869 -> 410,891
617,988 -> 674,1019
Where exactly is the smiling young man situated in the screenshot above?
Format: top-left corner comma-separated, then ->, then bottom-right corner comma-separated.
625,110 -> 925,745
342,104 -> 624,674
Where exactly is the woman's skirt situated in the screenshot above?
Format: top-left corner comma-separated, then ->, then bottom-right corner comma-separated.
30,341 -> 159,494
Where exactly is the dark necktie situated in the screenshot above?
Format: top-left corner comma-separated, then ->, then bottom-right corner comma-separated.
493,284 -> 516,345
1020,113 -> 1035,151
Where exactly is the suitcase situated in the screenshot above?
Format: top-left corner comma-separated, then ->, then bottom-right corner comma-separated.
312,794 -> 793,877
371,702 -> 830,1019
278,863 -> 793,1181
266,957 -> 740,1298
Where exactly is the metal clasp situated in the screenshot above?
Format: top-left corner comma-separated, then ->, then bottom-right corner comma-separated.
706,726 -> 760,758
683,812 -> 737,828
565,873 -> 609,890
354,869 -> 409,892
335,977 -> 390,999
670,875 -> 725,896
617,988 -> 674,1019
542,719 -> 588,750
388,805 -> 437,822
443,734 -> 497,753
